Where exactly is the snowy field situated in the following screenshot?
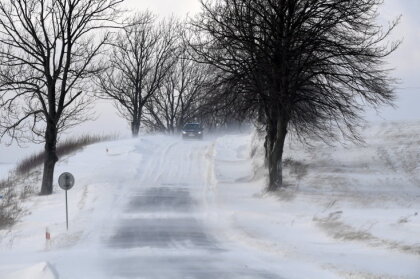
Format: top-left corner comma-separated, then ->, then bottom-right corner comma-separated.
0,122 -> 419,278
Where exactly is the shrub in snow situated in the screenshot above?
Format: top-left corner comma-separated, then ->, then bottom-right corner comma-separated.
0,177 -> 21,228
16,134 -> 116,175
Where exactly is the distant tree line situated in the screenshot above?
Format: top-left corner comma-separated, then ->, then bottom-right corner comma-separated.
96,11 -> 241,135
0,0 -> 398,194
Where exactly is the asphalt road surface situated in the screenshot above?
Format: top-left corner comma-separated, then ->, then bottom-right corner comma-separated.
102,139 -> 281,279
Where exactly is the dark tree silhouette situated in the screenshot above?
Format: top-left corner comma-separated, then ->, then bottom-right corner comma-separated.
0,0 -> 122,195
144,45 -> 215,133
190,0 -> 399,191
97,12 -> 179,137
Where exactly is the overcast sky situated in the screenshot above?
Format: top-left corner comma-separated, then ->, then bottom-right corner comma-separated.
1,0 -> 419,163
368,0 -> 420,121
94,0 -> 420,130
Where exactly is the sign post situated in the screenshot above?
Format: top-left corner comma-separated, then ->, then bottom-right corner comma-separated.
58,172 -> 75,230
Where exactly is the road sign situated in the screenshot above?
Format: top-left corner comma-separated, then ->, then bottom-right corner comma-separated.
58,172 -> 75,230
58,172 -> 75,190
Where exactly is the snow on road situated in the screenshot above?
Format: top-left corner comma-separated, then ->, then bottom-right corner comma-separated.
0,123 -> 420,278
100,138 -> 281,278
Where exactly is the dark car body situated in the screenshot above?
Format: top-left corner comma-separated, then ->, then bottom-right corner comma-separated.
182,123 -> 203,139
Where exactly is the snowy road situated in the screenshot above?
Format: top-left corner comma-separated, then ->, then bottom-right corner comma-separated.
101,139 -> 280,278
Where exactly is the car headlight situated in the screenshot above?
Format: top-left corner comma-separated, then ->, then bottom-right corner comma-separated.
198,131 -> 202,134
182,131 -> 186,134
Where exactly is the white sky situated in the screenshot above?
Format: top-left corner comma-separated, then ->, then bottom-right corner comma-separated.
1,0 -> 419,163
366,0 -> 420,121
123,0 -> 201,17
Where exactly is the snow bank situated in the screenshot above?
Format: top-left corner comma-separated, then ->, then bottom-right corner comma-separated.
212,122 -> 420,278
3,262 -> 57,279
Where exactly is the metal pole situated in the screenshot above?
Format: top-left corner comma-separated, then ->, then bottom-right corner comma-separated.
65,190 -> 68,230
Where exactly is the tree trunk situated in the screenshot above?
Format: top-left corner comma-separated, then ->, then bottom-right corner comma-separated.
265,111 -> 288,191
131,108 -> 143,137
40,122 -> 58,195
131,120 -> 140,137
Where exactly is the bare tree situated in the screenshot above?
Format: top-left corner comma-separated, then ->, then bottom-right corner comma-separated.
190,0 -> 399,191
97,13 -> 179,137
0,0 -> 122,195
144,45 -> 215,133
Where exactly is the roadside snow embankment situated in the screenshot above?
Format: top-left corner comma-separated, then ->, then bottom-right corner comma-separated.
212,122 -> 420,279
2,262 -> 57,279
0,136 -> 159,276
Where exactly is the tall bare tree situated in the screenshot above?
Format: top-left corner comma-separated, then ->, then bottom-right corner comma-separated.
191,0 -> 399,191
144,45 -> 214,133
97,12 -> 179,136
0,0 -> 122,195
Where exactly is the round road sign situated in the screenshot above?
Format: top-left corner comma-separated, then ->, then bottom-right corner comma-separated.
58,172 -> 75,190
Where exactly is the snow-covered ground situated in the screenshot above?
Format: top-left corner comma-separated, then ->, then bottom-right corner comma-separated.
0,122 -> 419,278
214,122 -> 420,278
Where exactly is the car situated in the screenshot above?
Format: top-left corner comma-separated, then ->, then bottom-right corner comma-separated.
182,123 -> 203,139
